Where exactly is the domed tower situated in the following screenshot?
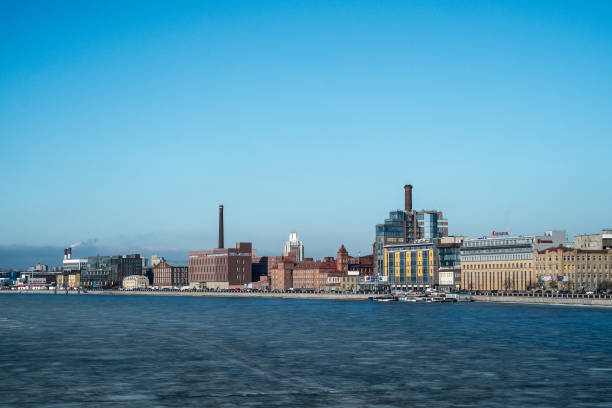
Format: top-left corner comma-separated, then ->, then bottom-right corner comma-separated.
337,245 -> 349,274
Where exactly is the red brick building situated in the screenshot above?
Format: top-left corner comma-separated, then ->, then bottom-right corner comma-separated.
348,254 -> 374,276
154,260 -> 188,287
188,242 -> 253,286
293,259 -> 346,291
270,259 -> 296,291
336,245 -> 349,274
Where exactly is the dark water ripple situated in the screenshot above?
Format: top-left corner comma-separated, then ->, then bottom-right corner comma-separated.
1,295 -> 612,407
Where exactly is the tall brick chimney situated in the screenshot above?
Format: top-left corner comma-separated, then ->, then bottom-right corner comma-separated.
404,184 -> 413,212
218,204 -> 224,249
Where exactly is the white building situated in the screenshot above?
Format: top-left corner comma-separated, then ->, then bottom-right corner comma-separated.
151,255 -> 164,267
283,232 -> 304,261
122,275 -> 149,290
62,248 -> 87,272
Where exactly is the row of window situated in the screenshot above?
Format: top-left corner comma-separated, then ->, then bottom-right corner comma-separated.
537,255 -> 610,262
463,263 -> 532,270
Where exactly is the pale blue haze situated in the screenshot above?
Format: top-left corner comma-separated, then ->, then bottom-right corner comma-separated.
1,1 -> 611,267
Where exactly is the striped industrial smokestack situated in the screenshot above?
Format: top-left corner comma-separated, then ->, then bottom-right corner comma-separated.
218,204 -> 224,249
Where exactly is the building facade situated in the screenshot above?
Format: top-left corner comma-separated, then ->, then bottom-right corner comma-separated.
188,242 -> 253,287
374,185 -> 448,276
123,275 -> 149,290
461,231 -> 566,291
534,246 -> 612,291
269,260 -> 295,291
56,272 -> 80,288
574,230 -> 612,251
383,240 -> 437,290
437,241 -> 463,291
283,232 -> 304,261
347,254 -> 374,276
292,261 -> 342,291
81,254 -> 142,288
154,260 -> 188,287
62,248 -> 88,273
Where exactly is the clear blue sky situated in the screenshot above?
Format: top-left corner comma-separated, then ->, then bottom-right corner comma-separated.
1,1 -> 611,267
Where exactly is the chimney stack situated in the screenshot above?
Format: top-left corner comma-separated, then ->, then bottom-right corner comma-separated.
64,248 -> 68,261
404,184 -> 413,212
218,204 -> 224,249
68,247 -> 72,260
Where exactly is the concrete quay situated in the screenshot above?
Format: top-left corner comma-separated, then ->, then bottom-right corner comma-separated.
472,294 -> 612,307
0,289 -> 372,301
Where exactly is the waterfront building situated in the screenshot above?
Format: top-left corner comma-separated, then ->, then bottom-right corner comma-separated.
81,254 -> 142,288
341,271 -> 360,292
383,239 -> 437,290
534,246 -> 612,291
117,254 -> 143,279
574,230 -> 612,251
270,259 -> 295,291
62,248 -> 88,273
251,255 -> 293,282
437,239 -> 464,291
81,256 -> 117,287
292,260 -> 342,291
122,275 -> 149,290
56,272 -> 80,288
251,275 -> 270,291
154,260 -> 188,287
347,254 -> 374,276
283,232 -> 304,261
143,265 -> 154,285
461,231 -> 567,291
374,184 -> 448,276
188,205 -> 253,288
336,245 -> 349,274
188,242 -> 253,288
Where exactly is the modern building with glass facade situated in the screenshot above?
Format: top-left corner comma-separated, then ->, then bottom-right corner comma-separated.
81,254 -> 142,288
383,240 -> 437,290
374,185 -> 448,276
437,241 -> 462,291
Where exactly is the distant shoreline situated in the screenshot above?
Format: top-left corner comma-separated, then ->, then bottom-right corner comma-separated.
0,290 -> 372,301
3,290 -> 612,307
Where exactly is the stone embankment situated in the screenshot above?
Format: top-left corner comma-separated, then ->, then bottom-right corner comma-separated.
1,290 -> 372,301
472,294 -> 612,307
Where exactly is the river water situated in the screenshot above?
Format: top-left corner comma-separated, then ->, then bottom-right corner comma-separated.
1,294 -> 612,407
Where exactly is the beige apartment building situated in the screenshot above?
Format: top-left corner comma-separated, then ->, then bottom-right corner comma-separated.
460,232 -> 567,291
534,246 -> 612,290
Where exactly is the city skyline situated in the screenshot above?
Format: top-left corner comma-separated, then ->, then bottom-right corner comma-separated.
1,1 -> 611,268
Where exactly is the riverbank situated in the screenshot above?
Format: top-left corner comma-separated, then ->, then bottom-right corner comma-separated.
4,290 -> 612,306
472,294 -> 612,307
0,290 -> 372,301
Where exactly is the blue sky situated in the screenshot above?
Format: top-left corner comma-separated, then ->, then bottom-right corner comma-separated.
1,1 -> 611,268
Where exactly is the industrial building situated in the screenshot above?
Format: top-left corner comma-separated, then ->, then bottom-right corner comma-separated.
374,184 -> 448,276
188,205 -> 253,288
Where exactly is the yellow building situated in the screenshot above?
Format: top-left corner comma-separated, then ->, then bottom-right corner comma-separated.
461,236 -> 536,291
340,273 -> 360,292
534,246 -> 612,291
383,242 -> 436,290
56,272 -> 81,288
